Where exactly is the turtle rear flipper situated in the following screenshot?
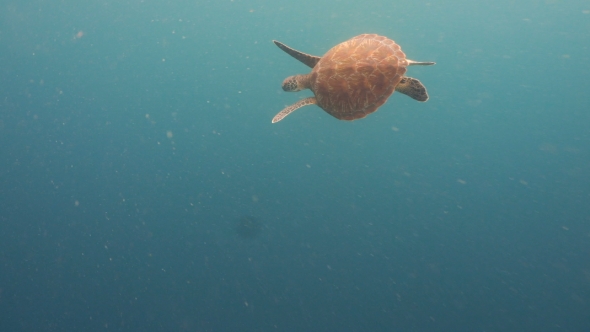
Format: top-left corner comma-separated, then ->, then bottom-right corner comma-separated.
273,40 -> 321,68
395,77 -> 429,102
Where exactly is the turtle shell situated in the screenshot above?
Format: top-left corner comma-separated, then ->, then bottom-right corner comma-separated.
310,34 -> 408,120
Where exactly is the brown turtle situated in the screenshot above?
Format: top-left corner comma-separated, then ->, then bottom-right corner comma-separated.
272,34 -> 435,123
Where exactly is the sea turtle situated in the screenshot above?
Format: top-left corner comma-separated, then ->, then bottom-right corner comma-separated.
272,34 -> 435,123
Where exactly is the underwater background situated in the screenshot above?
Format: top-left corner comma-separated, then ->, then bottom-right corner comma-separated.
1,0 -> 589,331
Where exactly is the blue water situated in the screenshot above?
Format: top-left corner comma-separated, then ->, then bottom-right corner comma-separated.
1,0 -> 589,331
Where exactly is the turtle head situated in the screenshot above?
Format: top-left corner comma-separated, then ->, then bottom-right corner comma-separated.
281,74 -> 310,92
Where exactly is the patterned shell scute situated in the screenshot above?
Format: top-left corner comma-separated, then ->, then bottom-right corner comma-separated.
311,34 -> 408,120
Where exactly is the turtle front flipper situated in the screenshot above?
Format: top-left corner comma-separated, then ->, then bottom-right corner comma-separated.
272,97 -> 317,123
273,40 -> 321,68
395,77 -> 429,102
